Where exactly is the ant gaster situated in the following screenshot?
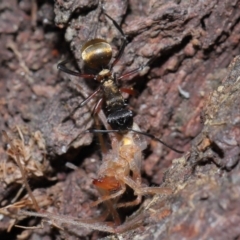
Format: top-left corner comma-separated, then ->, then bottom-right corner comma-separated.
58,11 -> 183,154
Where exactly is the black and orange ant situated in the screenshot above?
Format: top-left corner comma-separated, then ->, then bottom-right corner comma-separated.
58,10 -> 183,154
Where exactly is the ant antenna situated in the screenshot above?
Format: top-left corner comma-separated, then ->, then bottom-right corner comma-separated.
85,128 -> 183,154
128,128 -> 183,154
102,12 -> 128,70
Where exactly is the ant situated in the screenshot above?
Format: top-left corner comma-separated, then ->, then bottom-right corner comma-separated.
91,121 -> 172,206
18,122 -> 173,234
58,9 -> 183,154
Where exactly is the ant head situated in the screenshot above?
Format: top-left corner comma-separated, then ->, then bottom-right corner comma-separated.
107,109 -> 133,132
81,38 -> 112,70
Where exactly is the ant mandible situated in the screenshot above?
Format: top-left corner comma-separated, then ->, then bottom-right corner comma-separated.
58,9 -> 183,154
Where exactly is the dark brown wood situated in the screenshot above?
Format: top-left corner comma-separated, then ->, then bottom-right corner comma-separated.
0,0 -> 240,239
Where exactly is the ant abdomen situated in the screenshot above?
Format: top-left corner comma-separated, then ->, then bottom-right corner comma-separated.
93,176 -> 121,192
81,38 -> 112,69
107,109 -> 133,131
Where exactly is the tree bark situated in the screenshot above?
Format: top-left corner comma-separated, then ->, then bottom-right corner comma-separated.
0,0 -> 240,239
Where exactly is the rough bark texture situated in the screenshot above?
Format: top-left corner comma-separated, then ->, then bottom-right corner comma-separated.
105,55 -> 240,240
0,0 -> 240,239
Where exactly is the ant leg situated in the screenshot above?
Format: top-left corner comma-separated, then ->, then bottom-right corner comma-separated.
19,210 -> 117,233
85,129 -> 119,134
92,98 -> 108,154
79,87 -> 101,107
117,56 -> 157,81
103,12 -> 125,37
114,211 -> 145,234
91,184 -> 126,206
120,87 -> 138,96
97,188 -> 121,225
115,162 -> 143,208
129,128 -> 184,154
62,88 -> 100,123
93,97 -> 103,115
103,199 -> 121,226
122,176 -> 172,196
58,60 -> 95,79
138,186 -> 172,195
117,195 -> 142,208
110,39 -> 127,70
103,12 -> 128,70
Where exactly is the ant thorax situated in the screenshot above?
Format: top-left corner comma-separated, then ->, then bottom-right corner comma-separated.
98,69 -> 122,109
97,69 -> 134,131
